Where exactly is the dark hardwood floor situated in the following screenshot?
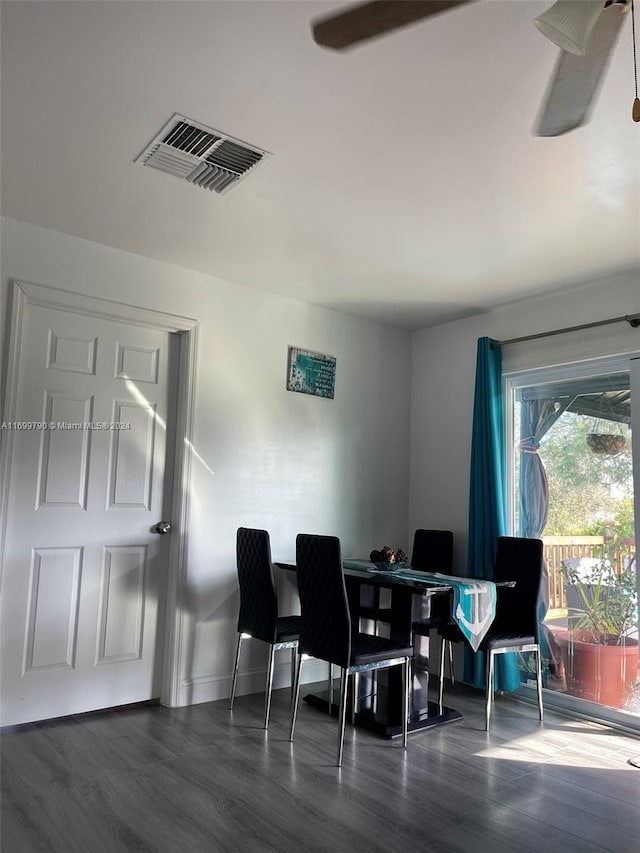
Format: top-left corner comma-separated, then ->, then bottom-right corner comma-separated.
2,683 -> 640,853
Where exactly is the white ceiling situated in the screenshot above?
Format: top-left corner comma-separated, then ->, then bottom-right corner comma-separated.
2,0 -> 639,330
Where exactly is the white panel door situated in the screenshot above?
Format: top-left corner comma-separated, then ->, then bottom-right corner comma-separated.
0,302 -> 174,725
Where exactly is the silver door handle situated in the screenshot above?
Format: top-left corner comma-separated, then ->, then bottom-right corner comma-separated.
153,521 -> 172,535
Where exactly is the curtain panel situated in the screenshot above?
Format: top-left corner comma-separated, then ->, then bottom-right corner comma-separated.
464,337 -> 520,691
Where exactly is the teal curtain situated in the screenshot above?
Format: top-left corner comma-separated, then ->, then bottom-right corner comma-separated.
464,337 -> 520,691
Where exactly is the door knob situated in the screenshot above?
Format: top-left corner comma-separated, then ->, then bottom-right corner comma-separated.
153,521 -> 172,535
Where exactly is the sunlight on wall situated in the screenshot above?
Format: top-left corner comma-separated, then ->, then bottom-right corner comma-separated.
124,377 -> 215,477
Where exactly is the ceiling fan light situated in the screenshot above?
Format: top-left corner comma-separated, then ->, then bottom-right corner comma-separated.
534,1 -> 605,56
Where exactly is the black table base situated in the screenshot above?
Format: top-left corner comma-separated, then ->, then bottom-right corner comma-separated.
278,562 -> 465,739
303,685 -> 462,739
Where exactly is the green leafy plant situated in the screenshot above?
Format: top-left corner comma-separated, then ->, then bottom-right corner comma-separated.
562,552 -> 637,645
585,498 -> 635,541
537,411 -> 632,536
516,651 -> 550,681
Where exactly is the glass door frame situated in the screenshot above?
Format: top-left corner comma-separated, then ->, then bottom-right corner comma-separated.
504,352 -> 640,734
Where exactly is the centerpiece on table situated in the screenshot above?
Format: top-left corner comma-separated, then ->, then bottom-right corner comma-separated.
369,546 -> 408,571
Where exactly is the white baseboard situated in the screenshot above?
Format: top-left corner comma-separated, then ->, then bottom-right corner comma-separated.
174,659 -> 329,707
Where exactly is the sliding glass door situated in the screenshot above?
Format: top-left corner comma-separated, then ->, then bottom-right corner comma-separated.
506,355 -> 639,730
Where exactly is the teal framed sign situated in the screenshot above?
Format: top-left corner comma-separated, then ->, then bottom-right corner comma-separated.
287,346 -> 336,399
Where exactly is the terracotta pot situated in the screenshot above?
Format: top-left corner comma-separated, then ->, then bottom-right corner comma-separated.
556,631 -> 639,709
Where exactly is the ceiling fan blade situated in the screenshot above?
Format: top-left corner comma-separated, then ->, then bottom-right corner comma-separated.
536,2 -> 628,137
312,0 -> 475,51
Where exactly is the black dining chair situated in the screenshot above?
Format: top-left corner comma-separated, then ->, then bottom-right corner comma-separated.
410,529 -> 456,684
436,536 -> 544,730
289,533 -> 413,767
360,529 -> 456,683
229,527 -> 300,728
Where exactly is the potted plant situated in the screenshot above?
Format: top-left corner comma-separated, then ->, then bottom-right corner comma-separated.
556,553 -> 638,708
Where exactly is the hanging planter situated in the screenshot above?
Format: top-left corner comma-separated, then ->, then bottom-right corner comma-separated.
586,433 -> 626,455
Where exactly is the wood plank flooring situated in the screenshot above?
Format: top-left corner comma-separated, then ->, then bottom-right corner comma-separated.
2,683 -> 640,853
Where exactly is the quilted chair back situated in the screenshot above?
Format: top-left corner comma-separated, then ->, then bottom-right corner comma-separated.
411,529 -> 454,573
412,529 -> 454,622
236,527 -> 278,644
296,534 -> 351,669
493,536 -> 544,639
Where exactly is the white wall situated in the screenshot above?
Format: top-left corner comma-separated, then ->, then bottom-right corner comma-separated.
409,267 -> 640,572
0,217 -> 412,705
3,217 -> 637,705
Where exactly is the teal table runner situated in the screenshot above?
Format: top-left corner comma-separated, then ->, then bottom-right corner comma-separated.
423,572 -> 496,651
343,561 -> 497,652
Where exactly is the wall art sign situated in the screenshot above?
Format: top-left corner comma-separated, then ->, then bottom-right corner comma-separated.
286,346 -> 336,399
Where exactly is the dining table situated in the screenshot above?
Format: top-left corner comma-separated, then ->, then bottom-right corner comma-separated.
276,558 -> 505,739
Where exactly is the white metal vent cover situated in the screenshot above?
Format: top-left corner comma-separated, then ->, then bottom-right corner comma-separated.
135,113 -> 269,194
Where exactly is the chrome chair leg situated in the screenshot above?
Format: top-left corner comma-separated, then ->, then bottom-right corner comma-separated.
535,647 -> 544,721
337,668 -> 348,767
448,640 -> 455,687
409,629 -> 415,684
264,645 -> 276,729
290,647 -> 296,701
485,649 -> 495,731
229,634 -> 243,709
402,658 -> 409,749
328,662 -> 333,713
289,653 -> 303,741
351,672 -> 359,725
438,636 -> 446,710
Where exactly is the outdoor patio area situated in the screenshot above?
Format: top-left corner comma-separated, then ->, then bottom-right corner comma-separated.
540,536 -> 639,715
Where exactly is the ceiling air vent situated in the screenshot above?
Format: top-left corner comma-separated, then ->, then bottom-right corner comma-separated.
135,114 -> 269,195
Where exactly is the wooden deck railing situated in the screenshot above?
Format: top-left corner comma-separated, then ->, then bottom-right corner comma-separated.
543,535 -> 637,611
